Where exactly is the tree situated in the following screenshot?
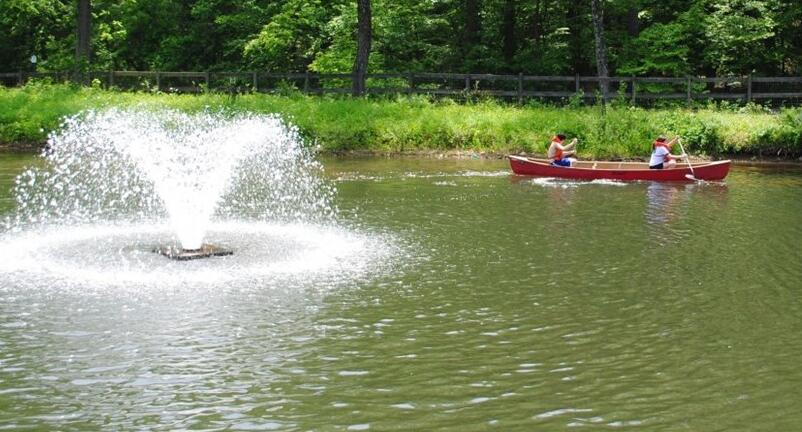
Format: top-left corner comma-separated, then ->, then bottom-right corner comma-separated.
775,0 -> 802,74
365,0 -> 452,72
76,0 -> 91,68
617,22 -> 690,76
0,0 -> 73,71
590,0 -> 609,98
461,0 -> 484,71
244,0 -> 342,72
626,2 -> 639,37
703,0 -> 778,76
3,0 -> 802,81
352,0 -> 371,95
501,0 -> 517,67
566,0 -> 591,75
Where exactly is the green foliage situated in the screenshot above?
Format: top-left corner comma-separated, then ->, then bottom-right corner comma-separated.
3,84 -> 801,159
703,0 -> 779,75
0,0 -> 73,70
371,0 -> 453,72
245,0 -> 344,71
618,22 -> 690,76
2,0 -> 802,79
674,116 -> 722,155
753,109 -> 802,156
568,91 -> 585,109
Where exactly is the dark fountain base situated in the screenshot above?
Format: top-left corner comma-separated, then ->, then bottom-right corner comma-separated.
154,244 -> 234,261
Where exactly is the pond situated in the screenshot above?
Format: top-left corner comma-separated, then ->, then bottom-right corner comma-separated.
1,153 -> 801,430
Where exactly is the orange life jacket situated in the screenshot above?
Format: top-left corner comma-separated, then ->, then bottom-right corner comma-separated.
552,136 -> 563,160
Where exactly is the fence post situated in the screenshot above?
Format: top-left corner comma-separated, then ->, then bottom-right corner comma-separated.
518,73 -> 523,105
252,72 -> 258,92
407,72 -> 414,95
155,71 -> 161,92
465,74 -> 471,92
631,76 -> 637,105
747,74 -> 752,102
686,76 -> 692,107
574,74 -> 580,93
304,70 -> 310,93
601,77 -> 609,104
205,71 -> 210,90
108,70 -> 114,88
17,71 -> 23,86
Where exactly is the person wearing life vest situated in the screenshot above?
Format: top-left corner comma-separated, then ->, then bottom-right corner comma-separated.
547,134 -> 578,167
648,135 -> 686,169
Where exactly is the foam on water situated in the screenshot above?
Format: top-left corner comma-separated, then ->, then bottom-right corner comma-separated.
528,177 -> 629,188
0,221 -> 389,287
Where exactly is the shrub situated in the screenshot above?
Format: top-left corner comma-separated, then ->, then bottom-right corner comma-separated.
1,83 -> 799,158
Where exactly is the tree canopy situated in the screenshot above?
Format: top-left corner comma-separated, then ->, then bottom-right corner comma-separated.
1,0 -> 799,76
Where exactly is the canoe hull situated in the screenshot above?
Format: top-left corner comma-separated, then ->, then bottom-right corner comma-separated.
508,156 -> 731,181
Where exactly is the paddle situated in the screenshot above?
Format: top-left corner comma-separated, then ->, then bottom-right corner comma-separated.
676,137 -> 698,181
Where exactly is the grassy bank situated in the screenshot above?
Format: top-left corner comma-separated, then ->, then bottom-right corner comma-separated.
2,83 -> 801,159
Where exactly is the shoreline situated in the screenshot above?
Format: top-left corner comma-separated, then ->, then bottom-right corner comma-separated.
2,85 -> 801,160
3,144 -> 802,166
320,149 -> 802,166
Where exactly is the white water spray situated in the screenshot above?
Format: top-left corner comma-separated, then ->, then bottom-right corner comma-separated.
0,108 -> 393,288
10,108 -> 336,249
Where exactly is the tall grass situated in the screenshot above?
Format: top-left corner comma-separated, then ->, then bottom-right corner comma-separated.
1,83 -> 800,158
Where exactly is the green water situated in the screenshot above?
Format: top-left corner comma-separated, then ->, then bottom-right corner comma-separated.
1,154 -> 802,430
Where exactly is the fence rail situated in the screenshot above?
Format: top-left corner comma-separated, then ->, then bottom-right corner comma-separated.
2,71 -> 802,104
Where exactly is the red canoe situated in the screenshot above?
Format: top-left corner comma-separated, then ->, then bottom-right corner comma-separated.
508,156 -> 731,181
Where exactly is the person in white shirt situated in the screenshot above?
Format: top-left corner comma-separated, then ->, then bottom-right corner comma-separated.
648,135 -> 685,169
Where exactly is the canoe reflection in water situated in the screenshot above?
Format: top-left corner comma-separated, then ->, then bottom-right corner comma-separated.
645,181 -> 730,244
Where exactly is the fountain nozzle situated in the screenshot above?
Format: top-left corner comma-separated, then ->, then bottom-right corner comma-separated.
154,244 -> 233,261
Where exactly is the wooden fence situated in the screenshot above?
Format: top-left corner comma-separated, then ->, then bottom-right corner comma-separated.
2,70 -> 802,104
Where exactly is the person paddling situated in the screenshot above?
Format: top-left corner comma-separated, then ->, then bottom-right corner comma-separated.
648,135 -> 686,169
547,134 -> 578,167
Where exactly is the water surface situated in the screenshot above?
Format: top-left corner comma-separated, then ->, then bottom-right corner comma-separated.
1,154 -> 801,430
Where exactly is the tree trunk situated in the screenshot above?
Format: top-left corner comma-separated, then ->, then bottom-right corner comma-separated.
531,0 -> 543,43
627,6 -> 639,37
529,0 -> 546,69
76,0 -> 92,82
352,0 -> 372,96
590,0 -> 609,101
463,0 -> 482,60
502,0 -> 517,67
567,0 -> 583,75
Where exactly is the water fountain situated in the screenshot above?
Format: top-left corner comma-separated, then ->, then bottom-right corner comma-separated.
0,108 -> 387,287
